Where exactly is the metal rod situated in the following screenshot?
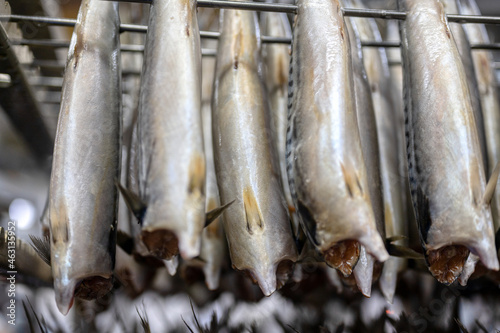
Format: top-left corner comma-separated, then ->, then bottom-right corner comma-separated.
196,0 -> 296,13
11,39 -> 218,55
29,76 -> 63,88
343,8 -> 405,20
4,9 -> 500,25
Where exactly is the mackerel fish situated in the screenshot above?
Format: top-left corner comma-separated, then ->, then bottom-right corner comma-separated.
212,7 -> 298,296
287,0 -> 389,278
49,0 -> 121,315
398,0 -> 499,284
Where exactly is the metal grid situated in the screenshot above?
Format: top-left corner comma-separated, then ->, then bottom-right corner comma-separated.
1,0 -> 500,165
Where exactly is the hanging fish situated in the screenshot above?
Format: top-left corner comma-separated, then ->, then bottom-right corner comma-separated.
458,0 -> 500,239
135,0 -> 205,261
398,0 -> 499,285
212,7 -> 298,296
343,6 -> 384,298
287,0 -> 389,278
347,0 -> 407,302
260,10 -> 300,234
442,0 -> 487,173
197,15 -> 227,289
48,0 -> 121,315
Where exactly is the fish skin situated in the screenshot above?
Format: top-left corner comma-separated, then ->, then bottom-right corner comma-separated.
137,0 -> 205,261
442,0 -> 487,174
212,8 -> 297,297
286,0 -> 389,274
347,0 -> 406,303
48,0 -> 121,315
398,0 -> 499,284
261,11 -> 297,226
458,0 -> 500,234
200,75 -> 226,291
344,5 -> 384,298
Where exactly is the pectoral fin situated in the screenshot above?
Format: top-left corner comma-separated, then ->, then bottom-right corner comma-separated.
386,244 -> 424,260
205,199 -> 235,227
483,162 -> 500,205
115,180 -> 147,224
29,234 -> 51,266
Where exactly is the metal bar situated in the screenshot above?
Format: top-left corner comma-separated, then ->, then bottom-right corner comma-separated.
12,37 -> 500,51
343,8 -> 405,20
196,0 -> 296,13
0,14 -> 75,27
29,76 -> 63,89
11,39 -> 218,55
0,24 -> 53,165
100,0 -> 500,24
470,43 -> 500,50
361,40 -> 400,48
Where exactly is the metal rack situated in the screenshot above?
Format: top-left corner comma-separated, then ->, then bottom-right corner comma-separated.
1,0 -> 500,165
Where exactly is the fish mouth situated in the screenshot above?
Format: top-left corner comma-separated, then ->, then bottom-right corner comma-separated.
323,240 -> 360,277
427,245 -> 469,285
141,229 -> 179,260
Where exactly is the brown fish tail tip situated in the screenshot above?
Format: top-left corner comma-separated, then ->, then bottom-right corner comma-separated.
427,245 -> 469,285
324,240 -> 360,277
141,230 -> 179,260
75,276 -> 114,300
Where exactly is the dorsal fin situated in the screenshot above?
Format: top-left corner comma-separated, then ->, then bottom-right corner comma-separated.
115,180 -> 147,224
483,161 -> 500,205
205,200 -> 235,227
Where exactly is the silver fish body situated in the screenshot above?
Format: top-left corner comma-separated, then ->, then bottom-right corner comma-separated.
212,8 -> 297,296
442,0 -> 487,173
348,0 -> 406,302
398,0 -> 499,284
261,11 -> 295,220
287,0 -> 388,277
344,8 -> 384,297
199,58 -> 226,290
49,0 -> 121,315
138,0 -> 205,261
458,0 -> 500,234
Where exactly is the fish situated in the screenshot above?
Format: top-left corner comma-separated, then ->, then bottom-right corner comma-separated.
136,0 -> 205,261
198,37 -> 226,289
212,7 -> 298,296
442,0 -> 487,174
347,0 -> 406,302
398,0 -> 499,284
287,0 -> 388,278
48,0 -> 121,315
343,5 -> 385,298
458,0 -> 500,237
261,11 -> 300,238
